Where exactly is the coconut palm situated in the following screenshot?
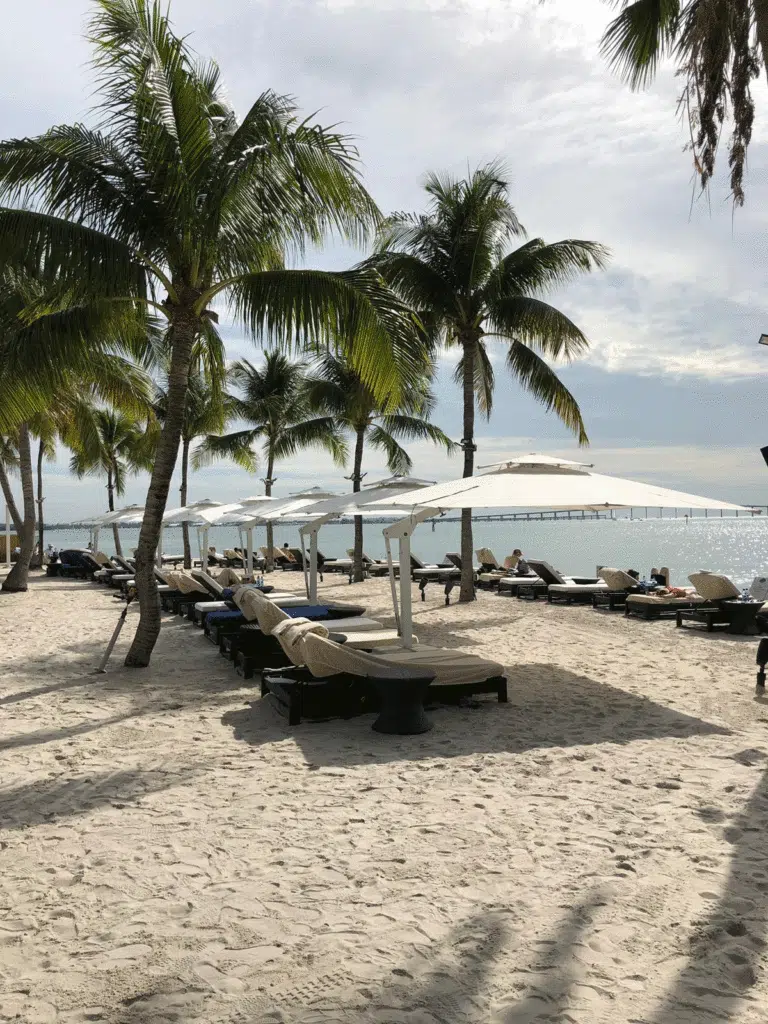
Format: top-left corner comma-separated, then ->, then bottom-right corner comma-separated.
601,0 -> 764,206
307,354 -> 456,582
0,269 -> 155,592
0,0 -> 421,662
154,368 -> 252,567
195,352 -> 347,569
367,164 -> 608,601
29,413 -> 58,563
69,407 -> 155,556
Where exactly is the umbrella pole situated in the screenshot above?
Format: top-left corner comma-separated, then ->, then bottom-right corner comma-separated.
383,510 -> 433,650
384,531 -> 400,635
247,528 -> 254,579
300,529 -> 311,600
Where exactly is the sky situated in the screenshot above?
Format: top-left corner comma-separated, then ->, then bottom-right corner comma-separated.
3,0 -> 768,519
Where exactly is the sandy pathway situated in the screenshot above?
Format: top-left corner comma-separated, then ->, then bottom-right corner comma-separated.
1,573 -> 767,1023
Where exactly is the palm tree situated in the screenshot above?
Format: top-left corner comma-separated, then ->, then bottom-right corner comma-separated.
195,352 -> 347,569
0,0 -> 422,663
0,269 -> 155,592
155,369 -> 252,568
368,164 -> 608,601
29,413 -> 58,564
307,354 -> 456,582
600,0 -> 765,206
69,407 -> 155,556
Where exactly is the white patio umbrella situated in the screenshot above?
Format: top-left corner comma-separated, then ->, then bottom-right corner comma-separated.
293,477 -> 436,602
236,490 -> 339,577
85,504 -> 144,553
161,499 -> 227,567
368,454 -> 755,648
196,496 -> 275,576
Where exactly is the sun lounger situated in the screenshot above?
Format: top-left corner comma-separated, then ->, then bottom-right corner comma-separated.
202,584 -> 369,645
476,548 -> 510,589
590,568 -> 646,610
261,622 -> 506,727
345,549 -> 400,577
515,560 -> 602,602
321,553 -> 355,575
226,587 -> 398,678
674,572 -> 743,631
410,553 -> 464,603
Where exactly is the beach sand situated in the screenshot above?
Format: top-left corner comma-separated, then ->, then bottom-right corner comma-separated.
1,572 -> 768,1023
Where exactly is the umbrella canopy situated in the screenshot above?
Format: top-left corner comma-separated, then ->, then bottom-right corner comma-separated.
370,455 -> 751,513
295,478 -> 436,602
85,504 -> 145,526
162,499 -> 226,524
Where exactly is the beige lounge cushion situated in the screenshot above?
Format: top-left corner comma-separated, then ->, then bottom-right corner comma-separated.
688,572 -> 741,601
479,572 -> 505,582
627,593 -> 704,606
503,555 -> 521,570
600,568 -> 640,590
300,634 -> 504,687
216,567 -> 242,587
272,617 -> 330,664
476,547 -> 498,567
549,583 -> 608,594
174,571 -> 208,595
94,551 -> 112,566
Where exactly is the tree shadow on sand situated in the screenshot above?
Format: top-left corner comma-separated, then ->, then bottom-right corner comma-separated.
221,663 -> 730,767
0,765 -> 200,830
642,758 -> 768,1023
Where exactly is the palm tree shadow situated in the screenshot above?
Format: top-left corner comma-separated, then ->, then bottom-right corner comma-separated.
645,760 -> 768,1023
496,892 -> 606,1022
0,766 -> 200,830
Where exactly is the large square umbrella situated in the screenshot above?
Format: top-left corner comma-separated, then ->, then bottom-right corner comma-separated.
368,454 -> 754,648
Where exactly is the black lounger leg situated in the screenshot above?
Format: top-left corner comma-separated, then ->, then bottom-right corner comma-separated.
419,579 -> 428,602
497,677 -> 508,703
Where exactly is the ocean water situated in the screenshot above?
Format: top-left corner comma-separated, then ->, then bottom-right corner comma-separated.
46,514 -> 768,588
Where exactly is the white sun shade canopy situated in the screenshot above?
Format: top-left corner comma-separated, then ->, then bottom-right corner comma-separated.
237,494 -> 338,526
85,504 -> 145,526
298,478 -> 437,518
369,455 -> 752,513
195,496 -> 275,526
162,499 -> 227,524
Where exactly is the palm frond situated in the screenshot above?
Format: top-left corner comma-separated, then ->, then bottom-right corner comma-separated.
271,417 -> 349,466
485,296 -> 591,362
505,341 -> 589,445
191,429 -> 259,471
483,238 -> 610,301
367,424 -> 413,475
600,0 -> 681,89
228,267 -> 424,406
453,340 -> 495,419
377,414 -> 457,452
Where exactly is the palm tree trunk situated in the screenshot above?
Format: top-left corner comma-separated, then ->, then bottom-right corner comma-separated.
35,438 -> 45,566
2,424 -> 36,592
107,467 -> 123,557
352,425 -> 366,583
459,338 -> 475,603
125,315 -> 197,667
264,452 -> 275,572
180,437 -> 192,569
0,460 -> 22,535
